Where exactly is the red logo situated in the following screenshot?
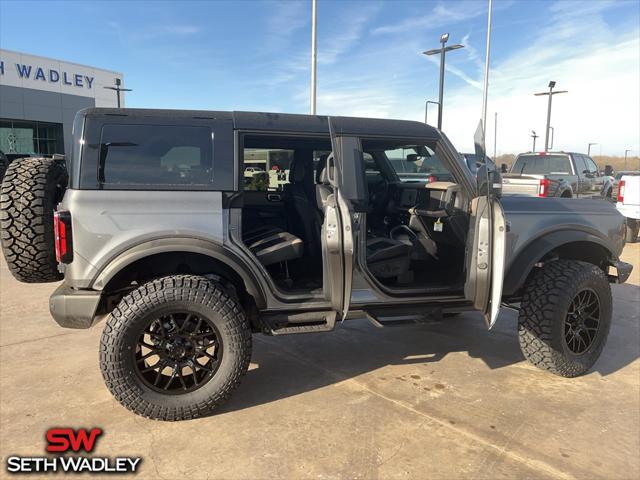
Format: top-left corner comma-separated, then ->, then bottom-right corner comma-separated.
46,428 -> 103,453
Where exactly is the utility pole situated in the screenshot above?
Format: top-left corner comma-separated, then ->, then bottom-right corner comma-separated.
310,0 -> 317,115
588,143 -> 598,156
531,130 -> 538,152
534,81 -> 567,151
423,34 -> 464,129
103,78 -> 131,108
625,149 -> 632,170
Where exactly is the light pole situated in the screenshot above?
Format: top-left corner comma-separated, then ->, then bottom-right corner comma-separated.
423,33 -> 464,130
424,100 -> 440,124
588,143 -> 598,156
548,126 -> 554,149
493,111 -> 497,159
531,130 -> 538,152
625,149 -> 632,170
310,0 -> 317,115
103,78 -> 131,108
534,81 -> 567,151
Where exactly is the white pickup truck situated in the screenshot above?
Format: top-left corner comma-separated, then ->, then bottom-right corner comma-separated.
615,173 -> 640,242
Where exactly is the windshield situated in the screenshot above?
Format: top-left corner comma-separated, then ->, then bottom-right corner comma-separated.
512,154 -> 572,175
384,144 -> 453,183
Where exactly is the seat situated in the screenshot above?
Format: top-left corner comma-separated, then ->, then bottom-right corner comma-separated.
243,224 -> 283,244
315,154 -> 332,210
366,237 -> 412,279
249,231 -> 304,267
284,156 -> 321,256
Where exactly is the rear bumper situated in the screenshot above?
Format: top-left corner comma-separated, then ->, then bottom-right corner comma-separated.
49,284 -> 101,329
609,260 -> 633,284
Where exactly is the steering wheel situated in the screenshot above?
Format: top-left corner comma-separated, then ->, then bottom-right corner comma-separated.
369,177 -> 389,212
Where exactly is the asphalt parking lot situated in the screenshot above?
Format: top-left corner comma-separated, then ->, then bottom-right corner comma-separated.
0,244 -> 638,480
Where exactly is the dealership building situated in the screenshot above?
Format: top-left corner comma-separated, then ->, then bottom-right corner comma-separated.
0,49 -> 124,156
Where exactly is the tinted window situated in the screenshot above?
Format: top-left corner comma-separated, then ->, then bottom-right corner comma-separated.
100,124 -> 213,187
512,154 -> 571,174
573,154 -> 587,174
585,156 -> 599,173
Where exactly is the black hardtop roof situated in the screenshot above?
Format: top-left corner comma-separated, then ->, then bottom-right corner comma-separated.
81,107 -> 439,139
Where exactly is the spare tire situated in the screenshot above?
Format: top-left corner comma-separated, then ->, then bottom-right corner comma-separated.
0,157 -> 68,282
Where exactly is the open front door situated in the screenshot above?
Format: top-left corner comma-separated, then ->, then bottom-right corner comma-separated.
321,118 -> 361,319
464,122 -> 507,328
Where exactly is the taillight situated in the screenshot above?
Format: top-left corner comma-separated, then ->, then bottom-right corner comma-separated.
538,178 -> 550,197
427,175 -> 437,183
617,180 -> 625,203
53,211 -> 73,264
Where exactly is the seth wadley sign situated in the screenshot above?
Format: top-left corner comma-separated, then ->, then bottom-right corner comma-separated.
0,49 -> 123,106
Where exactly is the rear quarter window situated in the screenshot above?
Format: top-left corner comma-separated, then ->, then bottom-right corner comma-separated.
99,124 -> 213,188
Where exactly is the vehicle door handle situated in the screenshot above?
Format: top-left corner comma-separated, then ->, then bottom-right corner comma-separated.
267,193 -> 282,202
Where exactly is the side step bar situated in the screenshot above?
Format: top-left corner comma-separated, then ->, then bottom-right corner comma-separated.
364,308 -> 443,328
261,311 -> 337,335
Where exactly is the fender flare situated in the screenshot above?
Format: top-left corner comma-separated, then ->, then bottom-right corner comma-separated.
557,181 -> 573,197
91,237 -> 267,309
503,229 -> 615,296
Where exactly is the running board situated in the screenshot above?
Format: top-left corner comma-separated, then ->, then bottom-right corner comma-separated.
364,308 -> 443,328
261,311 -> 337,335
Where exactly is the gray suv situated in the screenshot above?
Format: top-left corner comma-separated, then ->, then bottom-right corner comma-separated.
0,108 -> 632,421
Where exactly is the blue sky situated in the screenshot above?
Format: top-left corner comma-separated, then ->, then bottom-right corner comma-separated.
1,0 -> 638,155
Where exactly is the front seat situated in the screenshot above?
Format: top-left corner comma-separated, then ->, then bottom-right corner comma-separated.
315,156 -> 412,280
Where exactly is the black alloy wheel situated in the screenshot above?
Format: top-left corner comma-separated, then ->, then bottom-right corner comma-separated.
563,288 -> 600,355
135,312 -> 222,394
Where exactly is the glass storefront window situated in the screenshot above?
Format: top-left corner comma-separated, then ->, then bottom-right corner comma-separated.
0,119 -> 64,155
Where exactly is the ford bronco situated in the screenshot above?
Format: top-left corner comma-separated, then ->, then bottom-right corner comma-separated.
0,108 -> 632,421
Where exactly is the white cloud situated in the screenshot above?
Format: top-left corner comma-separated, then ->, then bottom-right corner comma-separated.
316,0 -> 639,156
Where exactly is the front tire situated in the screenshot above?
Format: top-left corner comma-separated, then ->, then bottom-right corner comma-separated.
100,275 -> 251,421
518,260 -> 612,377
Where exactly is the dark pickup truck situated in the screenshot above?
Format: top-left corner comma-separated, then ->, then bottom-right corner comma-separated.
502,152 -> 614,198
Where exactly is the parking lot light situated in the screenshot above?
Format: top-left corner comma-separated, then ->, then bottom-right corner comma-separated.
534,81 -> 567,151
423,34 -> 464,129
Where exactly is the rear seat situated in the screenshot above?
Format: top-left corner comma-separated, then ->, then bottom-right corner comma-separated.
248,231 -> 304,266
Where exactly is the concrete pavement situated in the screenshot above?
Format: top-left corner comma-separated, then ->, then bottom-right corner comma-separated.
1,244 -> 638,479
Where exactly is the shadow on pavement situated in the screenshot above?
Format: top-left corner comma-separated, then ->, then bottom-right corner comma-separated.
219,305 -> 639,414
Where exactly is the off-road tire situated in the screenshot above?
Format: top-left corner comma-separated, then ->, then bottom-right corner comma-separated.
518,260 -> 612,377
100,275 -> 252,421
625,219 -> 639,243
0,157 -> 68,282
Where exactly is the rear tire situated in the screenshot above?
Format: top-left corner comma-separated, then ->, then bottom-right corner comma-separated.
0,157 -> 68,282
625,219 -> 639,243
518,260 -> 612,377
100,275 -> 252,421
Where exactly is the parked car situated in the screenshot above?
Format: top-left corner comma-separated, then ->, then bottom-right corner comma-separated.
0,108 -> 631,421
615,174 -> 640,242
244,166 -> 265,177
502,152 -> 613,198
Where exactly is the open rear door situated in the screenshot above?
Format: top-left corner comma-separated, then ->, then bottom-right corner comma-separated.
464,121 -> 507,328
321,118 -> 361,319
